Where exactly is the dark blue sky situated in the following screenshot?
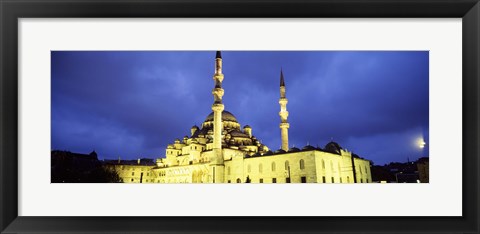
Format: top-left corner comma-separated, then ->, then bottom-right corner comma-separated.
51,51 -> 429,165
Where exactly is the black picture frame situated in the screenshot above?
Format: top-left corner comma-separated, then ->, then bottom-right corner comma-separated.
1,0 -> 479,233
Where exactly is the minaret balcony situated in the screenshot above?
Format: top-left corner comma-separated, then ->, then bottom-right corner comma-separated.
212,103 -> 224,112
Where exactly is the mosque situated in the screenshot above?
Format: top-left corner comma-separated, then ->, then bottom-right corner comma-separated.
107,51 -> 372,183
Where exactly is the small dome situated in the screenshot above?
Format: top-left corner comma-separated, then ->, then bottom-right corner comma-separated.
204,111 -> 238,123
275,149 -> 287,154
302,145 -> 316,151
263,150 -> 274,155
191,125 -> 199,129
243,125 -> 251,129
325,141 -> 342,154
289,147 -> 300,152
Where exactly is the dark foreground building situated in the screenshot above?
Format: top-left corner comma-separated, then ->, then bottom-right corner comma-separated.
51,150 -> 122,183
371,157 -> 429,183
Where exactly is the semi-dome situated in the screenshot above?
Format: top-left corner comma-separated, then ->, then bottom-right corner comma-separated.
204,110 -> 238,123
229,130 -> 250,138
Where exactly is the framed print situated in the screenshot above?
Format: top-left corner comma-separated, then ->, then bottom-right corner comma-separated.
1,0 -> 479,233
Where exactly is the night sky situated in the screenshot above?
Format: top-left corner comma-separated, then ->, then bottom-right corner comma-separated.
51,51 -> 429,165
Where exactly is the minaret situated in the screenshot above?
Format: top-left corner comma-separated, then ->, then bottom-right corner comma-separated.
279,69 -> 290,151
210,51 -> 225,183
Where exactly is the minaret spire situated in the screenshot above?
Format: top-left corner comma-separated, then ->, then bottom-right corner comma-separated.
210,51 -> 225,183
280,68 -> 285,87
279,69 -> 290,151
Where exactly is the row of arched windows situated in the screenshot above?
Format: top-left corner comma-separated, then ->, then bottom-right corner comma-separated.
227,160 -> 306,175
319,159 -> 370,177
225,159 -> 369,177
218,162 -> 370,182
358,165 -> 369,174
285,160 -> 305,170
320,159 -> 343,174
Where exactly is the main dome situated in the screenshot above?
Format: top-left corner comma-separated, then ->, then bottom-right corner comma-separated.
204,111 -> 238,123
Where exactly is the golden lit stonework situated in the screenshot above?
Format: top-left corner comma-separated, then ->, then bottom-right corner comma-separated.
109,51 -> 372,183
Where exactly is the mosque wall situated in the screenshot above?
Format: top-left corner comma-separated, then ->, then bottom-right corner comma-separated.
153,163 -> 210,183
107,164 -> 156,183
110,149 -> 372,184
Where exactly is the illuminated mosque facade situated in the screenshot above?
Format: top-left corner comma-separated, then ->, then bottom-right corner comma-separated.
108,51 -> 372,183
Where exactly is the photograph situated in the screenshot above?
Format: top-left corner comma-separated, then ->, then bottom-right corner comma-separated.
51,50 -> 429,183
2,0 -> 478,232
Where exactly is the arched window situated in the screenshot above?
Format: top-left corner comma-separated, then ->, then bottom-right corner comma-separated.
271,162 -> 276,172
247,165 -> 251,173
338,163 -> 341,175
259,164 -> 263,173
285,160 -> 290,170
227,166 -> 231,175
299,159 -> 305,170
322,159 -> 325,169
236,178 -> 241,183
365,166 -> 368,174
330,161 -> 334,172
347,176 -> 350,183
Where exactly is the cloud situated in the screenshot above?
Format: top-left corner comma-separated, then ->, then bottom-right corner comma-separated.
51,51 -> 429,164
